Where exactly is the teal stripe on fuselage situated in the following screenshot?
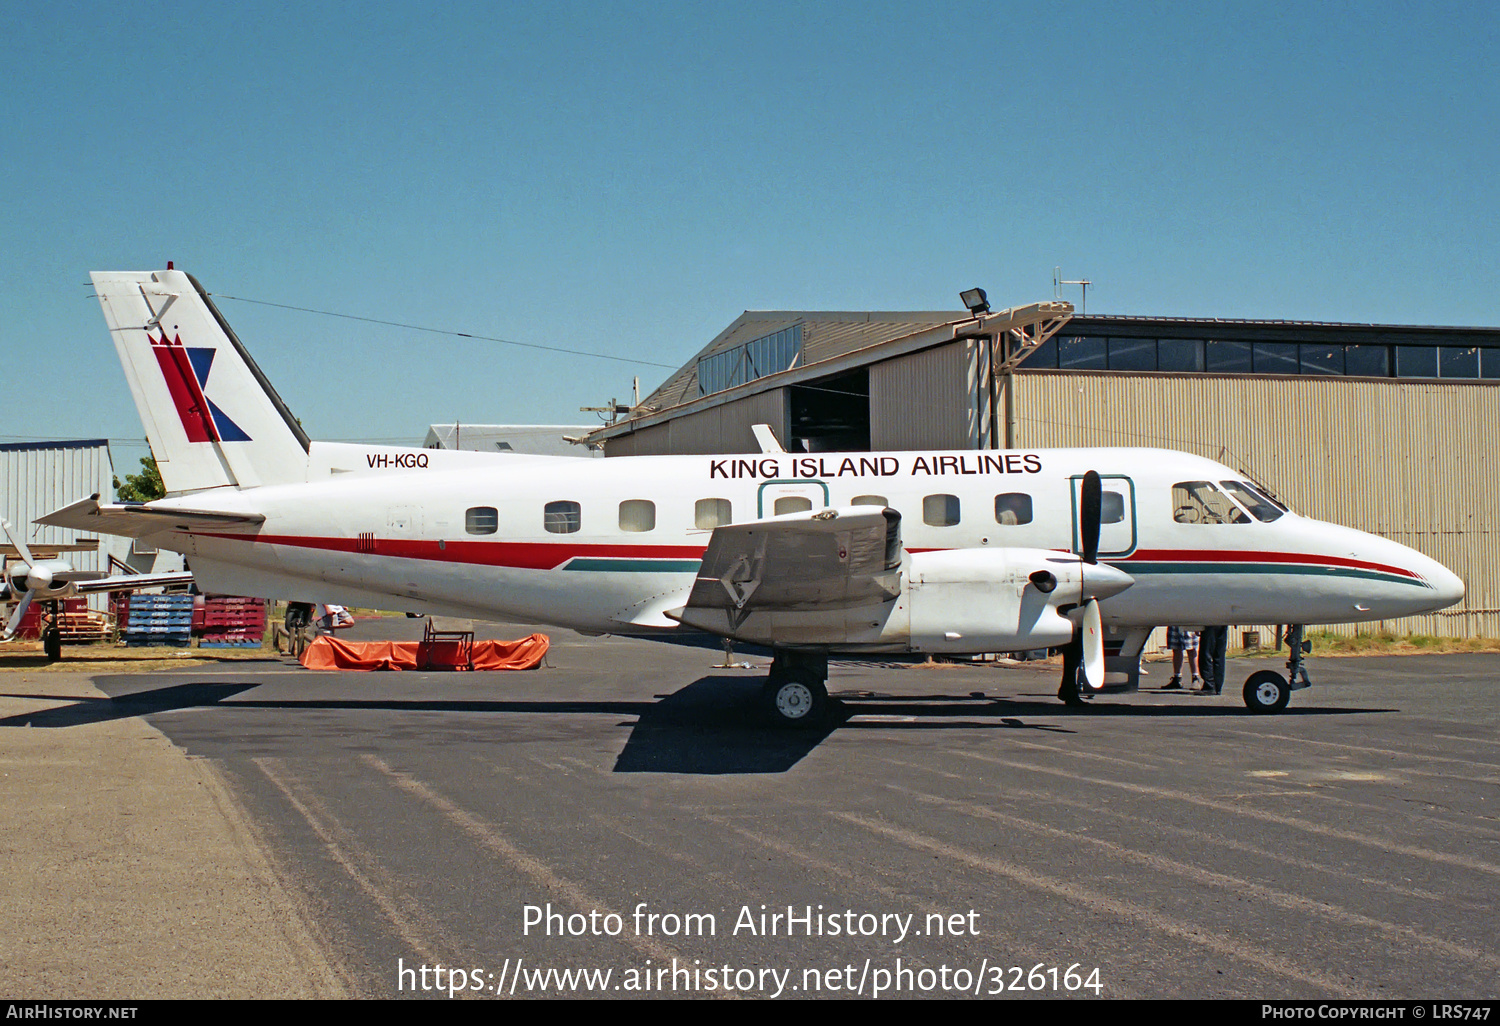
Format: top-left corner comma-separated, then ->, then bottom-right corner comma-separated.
561,557 -> 702,573
1119,562 -> 1431,589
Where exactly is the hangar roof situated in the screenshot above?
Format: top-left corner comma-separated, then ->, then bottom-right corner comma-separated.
599,301 -> 1073,442
640,310 -> 958,413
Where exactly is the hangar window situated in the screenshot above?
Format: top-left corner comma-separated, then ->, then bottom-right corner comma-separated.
1171,482 -> 1250,525
544,500 -> 581,534
1483,348 -> 1500,379
1300,344 -> 1345,375
923,494 -> 961,527
1023,338 -> 1058,367
697,324 -> 803,396
1253,343 -> 1300,375
1345,345 -> 1390,377
851,494 -> 888,507
1155,339 -> 1202,372
994,493 -> 1033,525
618,499 -> 656,532
774,496 -> 813,516
1205,340 -> 1253,373
1106,338 -> 1156,371
1439,346 -> 1480,378
1396,346 -> 1438,378
1057,336 -> 1107,370
465,506 -> 498,535
695,498 -> 732,529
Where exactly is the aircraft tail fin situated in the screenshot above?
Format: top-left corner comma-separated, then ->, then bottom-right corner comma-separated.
92,269 -> 311,494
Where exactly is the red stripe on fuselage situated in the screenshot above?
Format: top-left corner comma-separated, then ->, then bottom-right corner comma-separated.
197,532 -> 707,570
193,534 -> 1421,582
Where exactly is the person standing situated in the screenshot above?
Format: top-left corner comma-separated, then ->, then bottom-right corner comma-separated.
1165,627 -> 1200,690
1198,625 -> 1229,695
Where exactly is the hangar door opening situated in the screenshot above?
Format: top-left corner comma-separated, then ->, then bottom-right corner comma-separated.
788,368 -> 869,453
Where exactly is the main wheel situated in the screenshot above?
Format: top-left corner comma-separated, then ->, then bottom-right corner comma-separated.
1243,670 -> 1291,714
763,676 -> 828,728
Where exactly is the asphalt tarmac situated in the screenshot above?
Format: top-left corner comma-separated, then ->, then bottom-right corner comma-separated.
5,623 -> 1498,1000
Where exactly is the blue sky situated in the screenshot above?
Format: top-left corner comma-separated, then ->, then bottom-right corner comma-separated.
4,1 -> 1496,461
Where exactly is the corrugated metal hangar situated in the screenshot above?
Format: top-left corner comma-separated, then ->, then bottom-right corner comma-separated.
2,439 -> 184,612
589,301 -> 1500,638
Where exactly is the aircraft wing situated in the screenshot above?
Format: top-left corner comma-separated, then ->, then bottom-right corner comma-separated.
74,570 -> 197,594
672,506 -> 901,632
0,540 -> 99,557
36,498 -> 265,539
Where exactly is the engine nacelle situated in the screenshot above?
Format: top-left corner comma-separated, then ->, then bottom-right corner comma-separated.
7,560 -> 73,597
905,548 -> 1084,653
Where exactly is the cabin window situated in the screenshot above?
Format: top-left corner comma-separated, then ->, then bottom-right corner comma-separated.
1171,482 -> 1250,525
695,498 -> 732,529
544,500 -> 581,534
851,495 -> 887,507
618,499 -> 656,532
465,506 -> 498,535
1102,491 -> 1126,524
923,494 -> 960,527
994,493 -> 1033,525
774,496 -> 813,516
1221,481 -> 1284,522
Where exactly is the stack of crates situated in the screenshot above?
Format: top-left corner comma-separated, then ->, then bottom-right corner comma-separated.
120,593 -> 194,646
197,596 -> 268,647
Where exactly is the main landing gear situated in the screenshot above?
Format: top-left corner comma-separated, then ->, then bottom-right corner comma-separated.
763,650 -> 829,728
1242,623 -> 1312,714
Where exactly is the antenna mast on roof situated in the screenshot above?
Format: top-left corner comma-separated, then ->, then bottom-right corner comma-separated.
1054,267 -> 1092,315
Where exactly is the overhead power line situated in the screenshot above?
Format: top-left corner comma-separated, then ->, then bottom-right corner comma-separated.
213,294 -> 678,370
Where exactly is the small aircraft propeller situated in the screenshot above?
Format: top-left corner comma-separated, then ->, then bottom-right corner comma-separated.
2,519 -> 73,641
1059,470 -> 1124,703
1080,469 -> 1101,565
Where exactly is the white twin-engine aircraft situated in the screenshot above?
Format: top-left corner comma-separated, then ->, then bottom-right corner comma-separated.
42,268 -> 1464,723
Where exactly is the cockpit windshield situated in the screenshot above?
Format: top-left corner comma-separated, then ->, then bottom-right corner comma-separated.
1172,481 -> 1252,524
1221,480 -> 1285,522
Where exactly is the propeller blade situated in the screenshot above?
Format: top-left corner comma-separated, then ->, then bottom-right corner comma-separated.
2,519 -> 37,568
3,589 -> 35,640
1081,598 -> 1105,690
1080,471 -> 1101,565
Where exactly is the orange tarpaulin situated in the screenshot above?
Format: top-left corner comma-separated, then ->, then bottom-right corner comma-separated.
299,634 -> 549,671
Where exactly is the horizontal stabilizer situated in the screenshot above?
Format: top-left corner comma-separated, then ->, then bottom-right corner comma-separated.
37,497 -> 264,539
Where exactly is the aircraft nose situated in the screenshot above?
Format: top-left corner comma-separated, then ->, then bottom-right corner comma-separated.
1425,561 -> 1466,609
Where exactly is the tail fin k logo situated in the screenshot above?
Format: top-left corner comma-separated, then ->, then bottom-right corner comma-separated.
149,332 -> 251,442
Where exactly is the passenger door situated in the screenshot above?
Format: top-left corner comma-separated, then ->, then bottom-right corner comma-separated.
1070,474 -> 1136,557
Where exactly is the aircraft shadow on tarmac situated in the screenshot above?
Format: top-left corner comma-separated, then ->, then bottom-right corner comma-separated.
2,674 -> 1396,774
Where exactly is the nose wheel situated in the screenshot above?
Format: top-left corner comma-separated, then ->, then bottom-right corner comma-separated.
1243,670 -> 1291,714
1241,624 -> 1311,714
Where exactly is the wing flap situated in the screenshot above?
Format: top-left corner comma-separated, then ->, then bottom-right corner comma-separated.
678,506 -> 901,626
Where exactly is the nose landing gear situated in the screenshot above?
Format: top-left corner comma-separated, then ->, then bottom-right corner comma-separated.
1242,624 -> 1312,714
